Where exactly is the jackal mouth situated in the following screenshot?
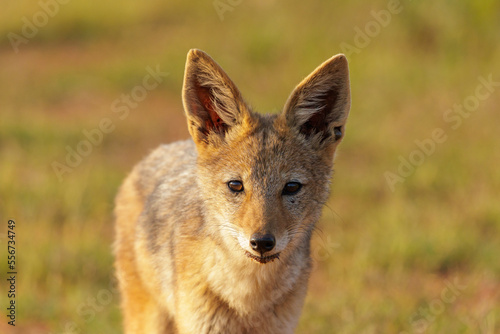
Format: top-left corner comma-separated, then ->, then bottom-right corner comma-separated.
245,251 -> 280,264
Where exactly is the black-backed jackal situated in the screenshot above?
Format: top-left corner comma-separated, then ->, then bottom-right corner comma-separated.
114,49 -> 351,333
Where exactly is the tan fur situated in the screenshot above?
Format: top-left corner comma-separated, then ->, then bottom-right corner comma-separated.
114,49 -> 351,333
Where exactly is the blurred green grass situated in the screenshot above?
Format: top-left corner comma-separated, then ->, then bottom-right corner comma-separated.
1,0 -> 499,333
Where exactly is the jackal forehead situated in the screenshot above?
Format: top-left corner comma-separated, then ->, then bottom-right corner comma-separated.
226,126 -> 313,182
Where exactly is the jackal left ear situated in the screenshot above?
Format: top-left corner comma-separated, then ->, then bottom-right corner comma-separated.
182,49 -> 248,145
283,54 -> 351,145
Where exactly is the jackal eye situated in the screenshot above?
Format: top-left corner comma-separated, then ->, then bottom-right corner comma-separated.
228,180 -> 244,193
282,182 -> 302,195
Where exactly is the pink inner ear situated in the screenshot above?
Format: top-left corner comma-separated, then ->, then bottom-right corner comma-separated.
204,97 -> 223,130
195,85 -> 227,134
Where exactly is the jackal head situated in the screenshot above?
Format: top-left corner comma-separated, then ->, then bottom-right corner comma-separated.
182,49 -> 350,264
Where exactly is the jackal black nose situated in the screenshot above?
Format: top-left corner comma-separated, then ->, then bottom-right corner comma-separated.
250,234 -> 276,253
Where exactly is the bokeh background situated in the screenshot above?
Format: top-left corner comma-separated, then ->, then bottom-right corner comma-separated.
1,1 -> 499,333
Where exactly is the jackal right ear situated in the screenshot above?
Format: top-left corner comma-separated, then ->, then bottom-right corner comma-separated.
283,54 -> 351,147
182,49 -> 247,144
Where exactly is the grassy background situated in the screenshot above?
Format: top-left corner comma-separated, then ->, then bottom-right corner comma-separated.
1,0 -> 499,333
